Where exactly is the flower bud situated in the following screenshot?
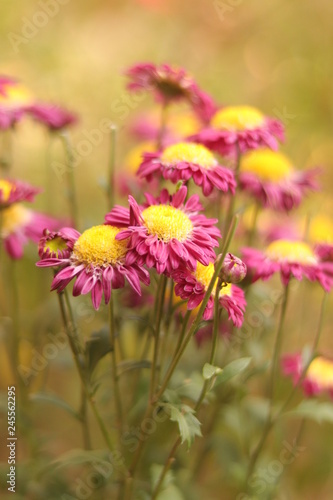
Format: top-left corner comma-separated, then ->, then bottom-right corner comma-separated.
219,252 -> 247,284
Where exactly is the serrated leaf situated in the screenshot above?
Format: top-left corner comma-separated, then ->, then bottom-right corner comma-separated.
166,403 -> 202,447
215,357 -> 251,386
29,392 -> 80,420
85,327 -> 111,376
284,400 -> 333,424
203,363 -> 222,380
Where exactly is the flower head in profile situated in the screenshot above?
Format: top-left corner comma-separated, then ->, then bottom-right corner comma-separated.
238,148 -> 319,211
242,239 -> 333,291
37,225 -> 150,310
105,186 -> 220,275
191,105 -> 284,156
1,204 -> 60,259
0,76 -> 32,129
125,63 -> 217,122
27,103 -> 78,131
172,260 -> 246,327
0,178 -> 41,208
282,353 -> 333,399
137,142 -> 236,196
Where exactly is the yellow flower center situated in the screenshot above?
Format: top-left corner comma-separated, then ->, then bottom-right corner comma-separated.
125,141 -> 155,174
307,357 -> 333,389
211,106 -> 265,131
0,179 -> 15,202
72,225 -> 128,267
0,84 -> 32,108
266,240 -> 317,265
44,236 -> 69,257
194,262 -> 232,297
240,149 -> 293,182
308,215 -> 333,244
1,204 -> 31,236
161,142 -> 217,170
142,205 -> 193,243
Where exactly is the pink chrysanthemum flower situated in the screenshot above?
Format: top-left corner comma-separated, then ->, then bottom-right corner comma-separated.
0,76 -> 32,129
172,261 -> 246,327
105,186 -> 220,274
36,225 -> 150,310
27,103 -> 78,131
238,148 -> 319,211
125,63 -> 217,123
1,204 -> 60,259
0,178 -> 41,208
137,142 -> 236,196
242,239 -> 333,291
282,353 -> 333,398
190,105 -> 284,156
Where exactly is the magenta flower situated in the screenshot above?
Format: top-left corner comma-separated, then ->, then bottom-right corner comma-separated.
105,186 -> 221,275
137,142 -> 236,196
172,261 -> 246,327
37,225 -> 150,310
238,148 -> 319,211
27,103 -> 78,131
242,239 -> 333,291
282,353 -> 333,399
0,178 -> 41,208
125,63 -> 217,123
1,204 -> 61,259
190,105 -> 284,156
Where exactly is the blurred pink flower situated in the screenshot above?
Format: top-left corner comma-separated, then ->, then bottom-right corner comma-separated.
0,178 -> 41,208
282,353 -> 333,398
27,102 -> 78,131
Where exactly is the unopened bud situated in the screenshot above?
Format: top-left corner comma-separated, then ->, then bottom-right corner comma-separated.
219,252 -> 247,284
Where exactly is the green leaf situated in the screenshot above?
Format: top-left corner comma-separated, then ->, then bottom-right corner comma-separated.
29,392 -> 80,420
285,400 -> 333,424
85,327 -> 111,376
215,357 -> 251,386
165,403 -> 202,447
203,363 -> 222,380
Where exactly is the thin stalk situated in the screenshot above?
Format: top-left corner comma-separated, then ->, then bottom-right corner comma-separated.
57,292 -> 119,456
107,125 -> 117,210
159,278 -> 174,376
109,293 -> 124,445
80,385 -> 91,450
60,130 -> 79,228
248,202 -> 260,246
246,282 -> 291,485
152,279 -> 223,498
223,145 -> 241,239
156,103 -> 168,150
150,275 -> 167,401
154,217 -> 239,404
45,132 -> 54,213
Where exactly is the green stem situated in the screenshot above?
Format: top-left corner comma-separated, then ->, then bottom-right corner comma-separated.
107,125 -> 117,210
60,130 -> 79,228
80,385 -> 91,450
245,282 -> 290,486
150,275 -> 167,401
154,217 -> 239,404
248,202 -> 260,246
223,146 -> 241,240
156,103 -> 168,150
57,292 -> 119,457
152,279 -> 224,499
109,293 -> 124,446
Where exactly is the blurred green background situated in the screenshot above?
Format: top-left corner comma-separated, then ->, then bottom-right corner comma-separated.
1,0 -> 333,498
